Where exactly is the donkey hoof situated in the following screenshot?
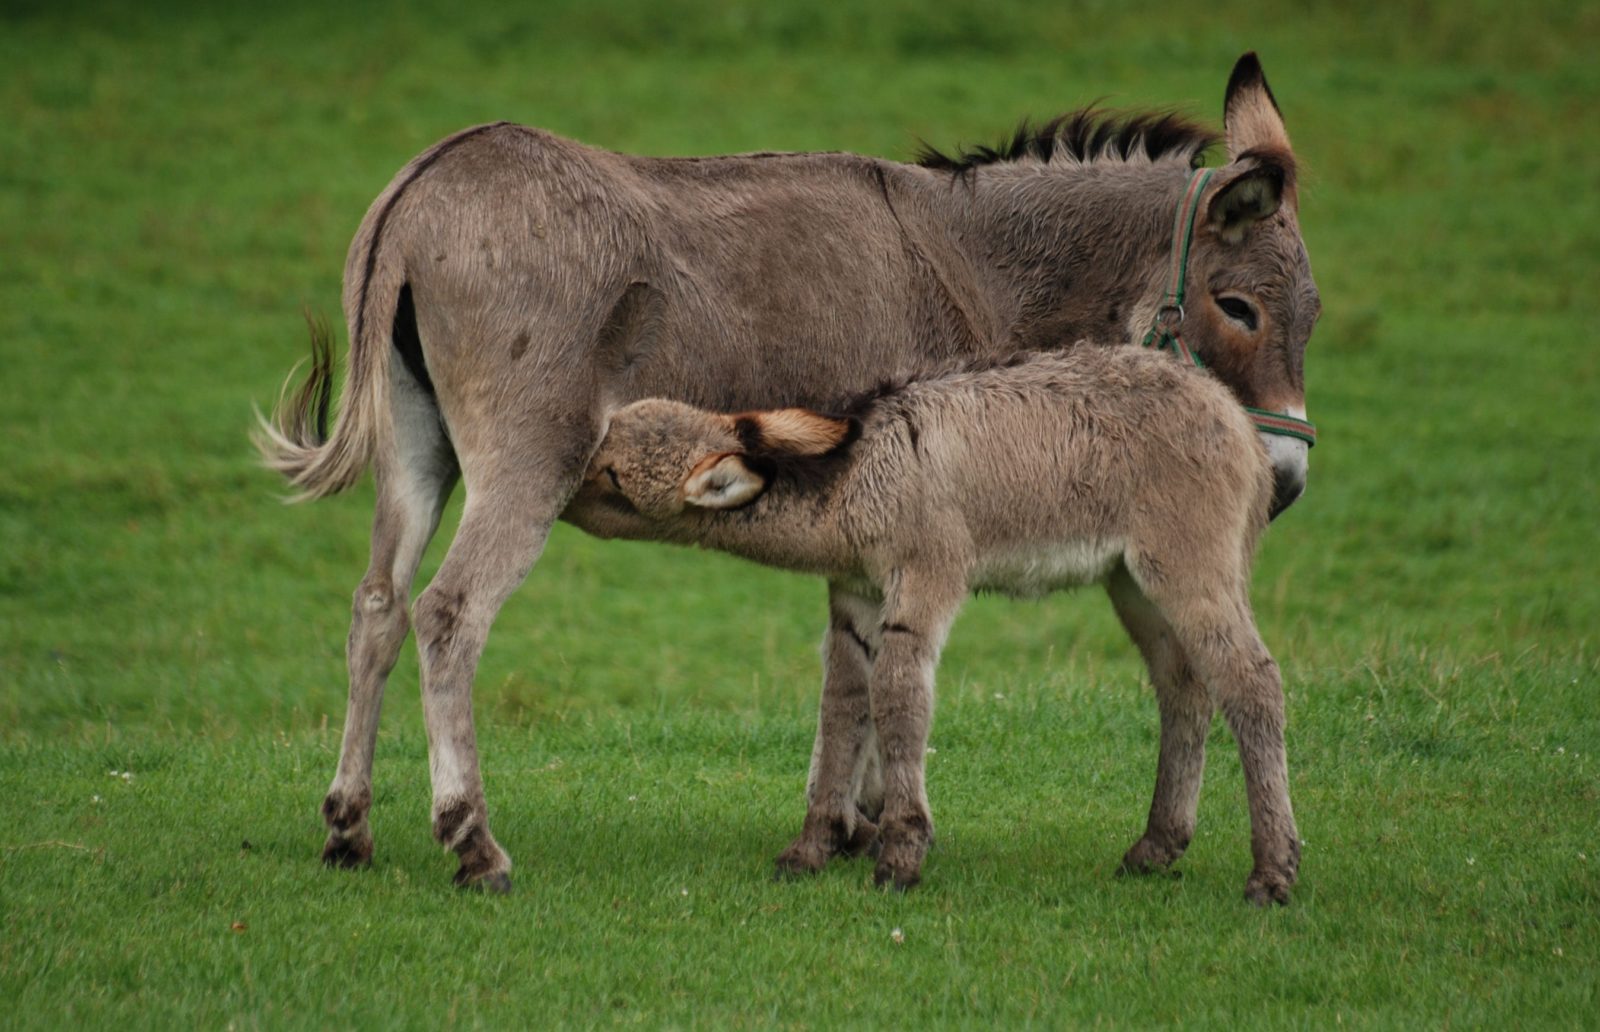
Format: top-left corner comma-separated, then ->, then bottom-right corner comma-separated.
454,866 -> 513,894
773,843 -> 828,880
322,791 -> 371,835
1243,871 -> 1292,907
321,833 -> 373,869
841,819 -> 882,859
1118,835 -> 1187,876
872,862 -> 920,892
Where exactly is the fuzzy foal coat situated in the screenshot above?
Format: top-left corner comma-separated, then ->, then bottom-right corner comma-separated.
579,345 -> 1298,902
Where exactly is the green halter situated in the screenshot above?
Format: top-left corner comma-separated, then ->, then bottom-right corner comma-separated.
1143,167 -> 1318,448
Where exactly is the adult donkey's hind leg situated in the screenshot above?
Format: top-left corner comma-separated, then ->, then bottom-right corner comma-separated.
410,428 -> 595,891
323,357 -> 457,867
1106,564 -> 1214,876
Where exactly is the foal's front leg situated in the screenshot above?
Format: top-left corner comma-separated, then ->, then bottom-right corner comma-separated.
868,569 -> 963,890
777,583 -> 884,877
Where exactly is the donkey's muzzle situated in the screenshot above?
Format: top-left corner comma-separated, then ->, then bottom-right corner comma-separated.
1269,466 -> 1306,520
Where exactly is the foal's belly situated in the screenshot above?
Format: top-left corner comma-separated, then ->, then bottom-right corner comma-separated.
969,539 -> 1125,599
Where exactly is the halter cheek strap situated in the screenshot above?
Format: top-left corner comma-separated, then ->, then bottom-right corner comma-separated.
1142,166 -> 1318,448
1141,167 -> 1213,367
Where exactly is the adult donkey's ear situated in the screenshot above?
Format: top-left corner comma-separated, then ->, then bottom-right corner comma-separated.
1223,52 -> 1291,161
1209,53 -> 1298,245
1206,159 -> 1288,245
733,408 -> 859,457
683,453 -> 767,509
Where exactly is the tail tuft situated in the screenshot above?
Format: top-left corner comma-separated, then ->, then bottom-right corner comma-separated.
253,312 -> 372,502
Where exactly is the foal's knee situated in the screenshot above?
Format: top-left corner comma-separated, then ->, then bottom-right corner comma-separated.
1216,652 -> 1282,715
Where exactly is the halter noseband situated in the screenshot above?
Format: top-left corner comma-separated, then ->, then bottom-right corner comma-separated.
1143,167 -> 1318,448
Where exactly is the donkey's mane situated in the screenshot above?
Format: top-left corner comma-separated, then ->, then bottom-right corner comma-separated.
917,108 -> 1218,175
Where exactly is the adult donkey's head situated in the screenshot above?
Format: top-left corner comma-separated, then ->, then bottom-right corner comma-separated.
1172,54 -> 1319,515
922,53 -> 1318,516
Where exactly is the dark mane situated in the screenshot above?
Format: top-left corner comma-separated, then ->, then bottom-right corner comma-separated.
917,108 -> 1218,175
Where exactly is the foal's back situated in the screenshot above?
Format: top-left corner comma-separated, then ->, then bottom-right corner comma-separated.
846,346 -> 1273,578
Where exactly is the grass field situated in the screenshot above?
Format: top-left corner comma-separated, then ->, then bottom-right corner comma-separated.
3,0 -> 1598,1026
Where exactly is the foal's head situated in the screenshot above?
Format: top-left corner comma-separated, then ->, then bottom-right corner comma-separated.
588,400 -> 856,518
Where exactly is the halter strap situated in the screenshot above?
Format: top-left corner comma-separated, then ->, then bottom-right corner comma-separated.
1142,167 -> 1318,448
1140,167 -> 1212,367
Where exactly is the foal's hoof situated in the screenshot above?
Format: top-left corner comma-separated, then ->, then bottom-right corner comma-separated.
872,862 -> 920,892
1118,835 -> 1187,876
842,818 -> 882,859
321,832 -> 373,869
1243,870 -> 1293,907
871,817 -> 930,891
773,840 -> 829,880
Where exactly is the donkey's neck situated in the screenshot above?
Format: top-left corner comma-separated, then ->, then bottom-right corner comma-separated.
917,163 -> 1187,351
688,480 -> 854,578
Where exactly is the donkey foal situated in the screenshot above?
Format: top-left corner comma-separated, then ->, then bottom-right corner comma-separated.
576,344 -> 1300,904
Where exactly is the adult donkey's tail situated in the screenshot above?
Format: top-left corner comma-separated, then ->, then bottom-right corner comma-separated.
253,303 -> 386,502
252,173 -> 411,502
255,121 -> 511,501
253,220 -> 405,502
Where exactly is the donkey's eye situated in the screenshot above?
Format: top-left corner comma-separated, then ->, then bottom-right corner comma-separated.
1216,295 -> 1260,332
604,467 -> 621,490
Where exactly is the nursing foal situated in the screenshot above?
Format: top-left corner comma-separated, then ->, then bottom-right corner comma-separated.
575,344 -> 1299,904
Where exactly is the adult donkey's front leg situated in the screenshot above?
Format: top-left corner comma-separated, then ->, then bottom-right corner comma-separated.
411,447 -> 588,891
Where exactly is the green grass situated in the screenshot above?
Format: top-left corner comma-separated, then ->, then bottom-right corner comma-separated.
2,0 -> 1598,1026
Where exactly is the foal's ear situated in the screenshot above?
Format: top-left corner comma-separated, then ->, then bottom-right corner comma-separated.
683,453 -> 767,509
733,408 -> 858,457
1206,159 -> 1288,246
1223,52 -> 1292,160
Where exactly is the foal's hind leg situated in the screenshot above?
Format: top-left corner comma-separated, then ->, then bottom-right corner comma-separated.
1147,569 -> 1299,905
868,569 -> 964,891
323,360 -> 456,867
1107,565 -> 1214,875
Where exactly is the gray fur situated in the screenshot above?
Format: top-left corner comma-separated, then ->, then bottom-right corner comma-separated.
582,344 -> 1297,903
255,55 -> 1316,892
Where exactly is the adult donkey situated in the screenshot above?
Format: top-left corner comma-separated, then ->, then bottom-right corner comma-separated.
259,54 -> 1320,891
